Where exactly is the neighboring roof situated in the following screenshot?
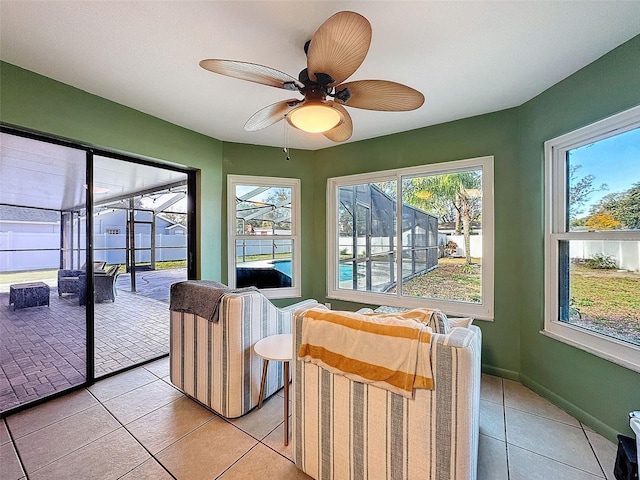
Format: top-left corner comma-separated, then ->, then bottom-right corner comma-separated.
0,205 -> 59,223
165,224 -> 187,231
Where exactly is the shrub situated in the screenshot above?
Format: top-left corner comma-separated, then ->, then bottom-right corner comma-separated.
585,253 -> 617,270
460,263 -> 475,274
445,240 -> 458,256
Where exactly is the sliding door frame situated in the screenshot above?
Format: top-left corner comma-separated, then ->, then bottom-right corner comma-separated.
0,124 -> 197,415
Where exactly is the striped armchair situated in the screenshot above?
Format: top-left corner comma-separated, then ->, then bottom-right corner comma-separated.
169,290 -> 319,419
293,310 -> 482,480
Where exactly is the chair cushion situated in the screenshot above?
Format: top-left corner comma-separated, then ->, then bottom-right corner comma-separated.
449,317 -> 474,329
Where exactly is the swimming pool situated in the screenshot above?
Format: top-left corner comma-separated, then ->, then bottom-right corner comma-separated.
272,260 -> 353,281
272,259 -> 292,277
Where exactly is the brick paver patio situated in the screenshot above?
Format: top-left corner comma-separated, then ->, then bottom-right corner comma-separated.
0,268 -> 185,413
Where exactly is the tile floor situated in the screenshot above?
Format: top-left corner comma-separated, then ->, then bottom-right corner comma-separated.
1,358 -> 618,480
0,289 -> 170,412
0,267 -> 186,412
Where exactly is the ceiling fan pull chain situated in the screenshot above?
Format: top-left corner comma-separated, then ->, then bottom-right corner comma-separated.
283,117 -> 291,161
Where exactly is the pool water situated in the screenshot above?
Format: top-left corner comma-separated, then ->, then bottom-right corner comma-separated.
272,259 -> 292,277
272,260 -> 353,281
339,264 -> 353,281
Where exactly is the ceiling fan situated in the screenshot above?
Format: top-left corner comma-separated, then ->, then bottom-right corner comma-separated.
199,11 -> 424,142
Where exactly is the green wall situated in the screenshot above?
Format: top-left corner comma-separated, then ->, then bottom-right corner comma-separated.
1,34 -> 639,440
220,142 -> 318,307
0,62 -> 224,280
313,109 -> 523,377
516,35 -> 640,439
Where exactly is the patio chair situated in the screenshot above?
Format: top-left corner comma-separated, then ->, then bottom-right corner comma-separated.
94,264 -> 120,303
57,261 -> 107,304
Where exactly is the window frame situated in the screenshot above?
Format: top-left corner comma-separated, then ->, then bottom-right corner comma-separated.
544,105 -> 640,373
327,156 -> 494,320
227,174 -> 301,299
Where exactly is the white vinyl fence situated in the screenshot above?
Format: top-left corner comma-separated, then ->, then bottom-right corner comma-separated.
570,240 -> 640,271
0,232 -> 187,272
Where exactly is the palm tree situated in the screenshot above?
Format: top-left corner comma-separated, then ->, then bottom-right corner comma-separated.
403,172 -> 481,265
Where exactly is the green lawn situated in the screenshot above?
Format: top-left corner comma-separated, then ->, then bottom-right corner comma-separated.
0,260 -> 187,284
401,257 -> 482,303
569,265 -> 640,344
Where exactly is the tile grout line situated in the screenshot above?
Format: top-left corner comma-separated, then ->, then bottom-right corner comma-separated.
214,442 -> 262,479
502,403 -> 583,427
86,386 -> 179,480
501,377 -> 511,480
502,380 -> 607,478
13,403 -> 123,478
3,417 -> 28,480
580,421 -> 609,479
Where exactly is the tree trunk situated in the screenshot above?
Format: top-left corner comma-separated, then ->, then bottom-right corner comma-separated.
455,195 -> 462,235
461,199 -> 472,265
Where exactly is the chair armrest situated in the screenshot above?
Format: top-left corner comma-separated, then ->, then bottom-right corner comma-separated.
280,299 -> 321,313
58,269 -> 85,278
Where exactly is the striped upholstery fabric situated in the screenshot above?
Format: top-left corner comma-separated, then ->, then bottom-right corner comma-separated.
170,290 -> 318,418
293,312 -> 482,480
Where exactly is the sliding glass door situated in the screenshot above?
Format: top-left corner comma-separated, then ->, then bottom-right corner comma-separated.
0,132 -> 88,413
0,128 -> 194,414
92,155 -> 188,378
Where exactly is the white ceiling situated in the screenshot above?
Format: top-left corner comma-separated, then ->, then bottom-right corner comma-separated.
0,132 -> 187,211
1,1 -> 639,151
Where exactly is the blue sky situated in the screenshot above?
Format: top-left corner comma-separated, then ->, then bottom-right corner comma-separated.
569,126 -> 640,213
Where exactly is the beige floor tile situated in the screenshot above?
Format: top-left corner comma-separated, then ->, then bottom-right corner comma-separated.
89,366 -> 158,402
1,418 -> 10,445
481,374 -> 503,405
504,379 -> 580,426
508,443 -> 604,480
263,419 -> 293,460
15,404 -> 120,474
120,458 -> 173,479
28,427 -> 150,480
156,416 -> 257,480
127,396 -> 215,454
477,434 -> 508,480
143,356 -> 170,378
0,442 -> 26,480
505,407 -> 602,476
480,399 -> 505,441
6,389 -> 97,438
230,393 -> 286,440
585,428 -> 617,480
102,379 -> 183,424
218,443 -> 311,479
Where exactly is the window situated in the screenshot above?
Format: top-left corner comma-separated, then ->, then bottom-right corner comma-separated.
545,105 -> 640,372
227,175 -> 300,298
328,156 -> 494,319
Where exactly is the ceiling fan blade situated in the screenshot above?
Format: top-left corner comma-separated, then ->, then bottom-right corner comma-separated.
307,11 -> 372,86
335,80 -> 425,111
244,99 -> 302,131
200,59 -> 304,90
323,103 -> 353,142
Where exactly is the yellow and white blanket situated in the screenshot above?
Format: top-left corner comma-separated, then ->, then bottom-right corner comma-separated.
298,308 -> 435,398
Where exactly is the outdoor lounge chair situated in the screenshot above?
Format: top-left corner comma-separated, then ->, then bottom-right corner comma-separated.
57,261 -> 107,304
94,264 -> 120,303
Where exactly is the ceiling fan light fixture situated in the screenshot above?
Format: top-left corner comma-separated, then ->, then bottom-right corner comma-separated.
287,103 -> 343,133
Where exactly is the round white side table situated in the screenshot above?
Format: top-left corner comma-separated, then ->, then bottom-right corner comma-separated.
253,333 -> 292,445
